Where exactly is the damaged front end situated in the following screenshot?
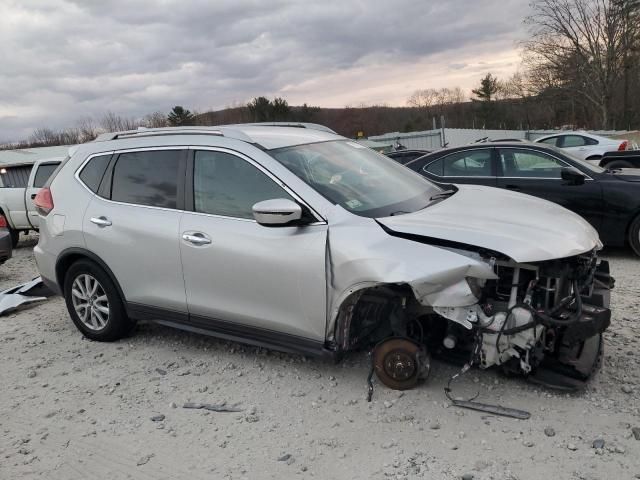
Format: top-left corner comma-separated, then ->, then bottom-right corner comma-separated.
332,243 -> 613,393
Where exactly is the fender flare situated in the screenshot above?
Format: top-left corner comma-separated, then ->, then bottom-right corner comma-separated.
55,247 -> 127,302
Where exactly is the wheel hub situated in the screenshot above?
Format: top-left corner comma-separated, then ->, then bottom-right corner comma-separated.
373,337 -> 430,390
383,350 -> 416,381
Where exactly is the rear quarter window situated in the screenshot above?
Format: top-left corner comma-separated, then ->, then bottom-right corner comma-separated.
78,155 -> 112,193
33,163 -> 61,188
424,158 -> 443,176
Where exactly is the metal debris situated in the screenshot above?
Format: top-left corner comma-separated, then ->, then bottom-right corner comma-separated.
0,277 -> 53,316
445,361 -> 531,420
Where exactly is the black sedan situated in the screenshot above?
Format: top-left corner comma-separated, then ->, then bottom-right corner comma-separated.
404,142 -> 640,255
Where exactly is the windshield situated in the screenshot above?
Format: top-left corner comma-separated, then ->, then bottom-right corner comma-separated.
271,140 -> 441,217
549,146 -> 605,173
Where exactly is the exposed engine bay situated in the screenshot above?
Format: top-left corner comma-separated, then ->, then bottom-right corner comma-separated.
334,248 -> 614,394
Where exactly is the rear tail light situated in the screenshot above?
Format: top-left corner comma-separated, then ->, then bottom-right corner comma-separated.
34,187 -> 54,215
618,140 -> 628,151
0,216 -> 7,228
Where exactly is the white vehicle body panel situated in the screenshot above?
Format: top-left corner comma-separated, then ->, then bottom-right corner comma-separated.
377,185 -> 601,263
0,157 -> 63,230
535,132 -> 625,162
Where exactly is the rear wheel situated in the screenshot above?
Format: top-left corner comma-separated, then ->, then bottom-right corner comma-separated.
629,215 -> 640,256
605,160 -> 633,169
63,259 -> 135,341
9,228 -> 19,248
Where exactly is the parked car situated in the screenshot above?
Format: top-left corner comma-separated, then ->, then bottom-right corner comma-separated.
598,150 -> 640,170
34,125 -> 611,391
0,214 -> 13,264
0,157 -> 64,246
534,132 -> 630,162
386,149 -> 431,165
405,142 -> 640,256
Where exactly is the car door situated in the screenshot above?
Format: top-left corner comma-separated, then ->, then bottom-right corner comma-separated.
557,135 -> 592,160
179,148 -> 328,342
420,148 -> 497,187
26,160 -> 61,228
495,147 -> 603,231
83,148 -> 188,314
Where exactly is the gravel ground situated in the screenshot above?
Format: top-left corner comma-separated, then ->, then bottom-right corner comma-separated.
1,235 -> 639,479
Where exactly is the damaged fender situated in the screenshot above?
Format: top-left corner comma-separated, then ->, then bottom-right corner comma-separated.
325,206 -> 497,342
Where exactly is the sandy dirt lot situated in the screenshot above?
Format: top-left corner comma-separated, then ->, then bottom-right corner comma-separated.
1,235 -> 639,479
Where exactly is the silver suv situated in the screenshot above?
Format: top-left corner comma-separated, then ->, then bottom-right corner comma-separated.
34,124 -> 612,391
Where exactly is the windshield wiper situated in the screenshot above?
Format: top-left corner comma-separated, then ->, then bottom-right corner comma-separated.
429,190 -> 456,201
389,210 -> 410,216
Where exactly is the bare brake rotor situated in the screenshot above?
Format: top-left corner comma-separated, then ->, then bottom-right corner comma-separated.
373,338 -> 430,390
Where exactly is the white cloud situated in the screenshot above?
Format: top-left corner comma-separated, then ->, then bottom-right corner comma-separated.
0,0 -> 530,141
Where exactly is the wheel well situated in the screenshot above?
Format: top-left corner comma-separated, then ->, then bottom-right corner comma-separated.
626,211 -> 640,244
334,284 -> 419,351
55,250 -> 127,302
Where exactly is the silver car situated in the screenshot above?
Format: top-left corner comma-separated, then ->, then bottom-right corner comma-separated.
34,124 -> 612,391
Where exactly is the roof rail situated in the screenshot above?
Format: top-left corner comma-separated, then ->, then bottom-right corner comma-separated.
234,122 -> 337,134
94,126 -> 226,142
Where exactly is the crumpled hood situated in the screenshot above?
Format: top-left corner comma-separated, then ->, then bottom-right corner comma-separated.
377,184 -> 601,263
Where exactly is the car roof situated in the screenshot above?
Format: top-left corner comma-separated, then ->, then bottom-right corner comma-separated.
93,123 -> 342,151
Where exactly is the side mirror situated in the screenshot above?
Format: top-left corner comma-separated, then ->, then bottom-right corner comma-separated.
252,198 -> 302,226
561,168 -> 585,186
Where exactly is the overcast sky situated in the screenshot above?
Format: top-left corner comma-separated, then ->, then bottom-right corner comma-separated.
0,0 -> 530,142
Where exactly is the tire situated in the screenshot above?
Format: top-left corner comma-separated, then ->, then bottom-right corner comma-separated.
629,214 -> 640,257
63,259 -> 135,341
605,160 -> 633,170
9,228 -> 19,248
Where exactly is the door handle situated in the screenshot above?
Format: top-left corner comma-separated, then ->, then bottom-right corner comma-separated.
182,232 -> 212,245
90,216 -> 112,227
505,184 -> 521,190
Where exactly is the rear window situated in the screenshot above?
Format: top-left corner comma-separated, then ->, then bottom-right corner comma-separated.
0,165 -> 32,188
79,155 -> 111,193
33,163 -> 60,188
111,150 -> 181,209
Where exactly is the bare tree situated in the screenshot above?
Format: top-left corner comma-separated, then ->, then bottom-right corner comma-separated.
76,117 -> 98,142
525,0 -> 630,128
143,111 -> 168,128
99,111 -> 141,132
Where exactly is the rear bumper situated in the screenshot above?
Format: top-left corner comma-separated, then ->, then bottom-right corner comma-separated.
0,229 -> 13,264
34,243 -> 60,294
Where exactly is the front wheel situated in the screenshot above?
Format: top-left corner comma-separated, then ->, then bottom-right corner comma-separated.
63,259 -> 135,341
629,215 -> 640,256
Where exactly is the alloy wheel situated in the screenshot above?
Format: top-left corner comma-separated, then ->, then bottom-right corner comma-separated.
71,274 -> 109,331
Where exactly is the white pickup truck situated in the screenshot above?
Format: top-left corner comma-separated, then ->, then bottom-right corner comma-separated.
0,157 -> 63,247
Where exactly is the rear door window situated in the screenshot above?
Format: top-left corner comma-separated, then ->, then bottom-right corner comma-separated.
560,135 -> 587,147
111,150 -> 182,209
193,150 -> 293,219
440,149 -> 493,177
